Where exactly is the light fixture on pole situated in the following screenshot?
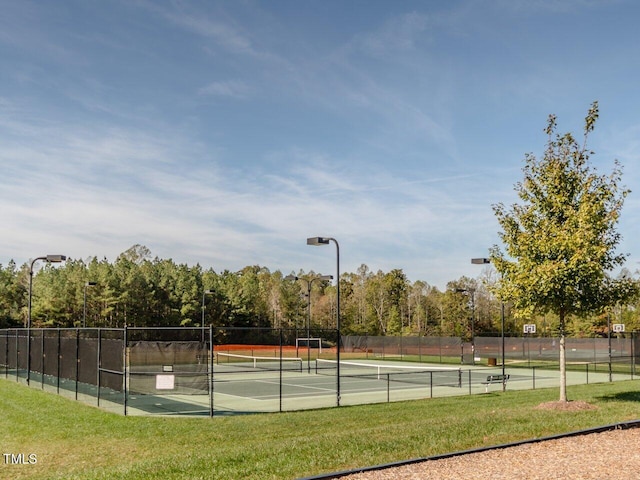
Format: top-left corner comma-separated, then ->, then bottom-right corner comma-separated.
27,254 -> 66,385
285,274 -> 333,373
307,236 -> 341,406
471,257 -> 506,391
83,281 -> 97,328
471,258 -> 491,265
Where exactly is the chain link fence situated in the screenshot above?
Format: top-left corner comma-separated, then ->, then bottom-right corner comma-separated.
1,329 -> 638,416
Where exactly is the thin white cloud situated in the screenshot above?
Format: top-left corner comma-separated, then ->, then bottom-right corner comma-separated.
0,105 -> 491,287
198,80 -> 252,99
146,2 -> 254,54
355,12 -> 431,57
3,0 -> 640,291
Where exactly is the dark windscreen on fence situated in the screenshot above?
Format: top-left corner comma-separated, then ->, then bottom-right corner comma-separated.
42,330 -> 59,377
17,332 -> 28,372
78,335 -> 98,385
30,330 -> 43,374
59,332 -> 78,381
2,328 -> 638,417
342,335 -> 463,362
101,336 -> 124,392
128,339 -> 209,395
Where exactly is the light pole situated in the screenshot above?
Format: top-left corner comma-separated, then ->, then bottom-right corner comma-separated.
307,236 -> 341,406
285,274 -> 333,373
83,281 -> 97,328
455,287 -> 476,365
202,289 -> 214,343
471,257 -> 506,391
27,254 -> 66,385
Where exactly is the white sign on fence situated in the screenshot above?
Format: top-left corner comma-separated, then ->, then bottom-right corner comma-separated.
155,374 -> 175,390
523,324 -> 536,334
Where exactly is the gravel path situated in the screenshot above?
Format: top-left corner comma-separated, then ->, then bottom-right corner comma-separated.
338,427 -> 640,480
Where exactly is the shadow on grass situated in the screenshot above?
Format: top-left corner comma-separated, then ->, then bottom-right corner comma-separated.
597,391 -> 640,403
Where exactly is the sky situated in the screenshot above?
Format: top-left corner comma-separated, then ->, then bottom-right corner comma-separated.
2,0 -> 640,290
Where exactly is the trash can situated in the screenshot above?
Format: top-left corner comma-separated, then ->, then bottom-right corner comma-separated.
487,357 -> 497,366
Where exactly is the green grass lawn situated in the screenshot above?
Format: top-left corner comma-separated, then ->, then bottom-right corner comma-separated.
1,378 -> 639,480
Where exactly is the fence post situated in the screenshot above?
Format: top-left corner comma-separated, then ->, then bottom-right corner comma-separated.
56,329 -> 61,393
429,371 -> 433,398
209,324 -> 214,418
632,331 -> 636,380
75,328 -> 80,400
95,329 -> 100,407
26,328 -> 31,385
40,331 -> 45,390
279,328 -> 284,412
3,330 -> 7,379
123,325 -> 128,416
532,366 -> 536,390
15,330 -> 19,382
387,373 -> 391,402
586,363 -> 589,385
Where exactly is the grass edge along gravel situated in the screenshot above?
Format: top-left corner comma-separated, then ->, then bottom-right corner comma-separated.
1,378 -> 639,480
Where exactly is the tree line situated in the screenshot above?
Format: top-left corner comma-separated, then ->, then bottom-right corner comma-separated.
1,244 -> 638,337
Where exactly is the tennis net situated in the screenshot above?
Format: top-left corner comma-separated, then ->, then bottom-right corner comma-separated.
215,352 -> 303,373
315,358 -> 462,387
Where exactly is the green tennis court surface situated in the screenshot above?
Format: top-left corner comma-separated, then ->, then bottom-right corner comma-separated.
122,359 -> 614,416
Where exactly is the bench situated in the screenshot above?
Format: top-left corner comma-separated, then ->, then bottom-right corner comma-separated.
482,374 -> 509,393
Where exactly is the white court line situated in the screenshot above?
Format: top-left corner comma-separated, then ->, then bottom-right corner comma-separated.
212,391 -> 263,401
212,372 -> 465,402
256,379 -> 336,393
211,379 -> 335,401
254,376 -> 462,398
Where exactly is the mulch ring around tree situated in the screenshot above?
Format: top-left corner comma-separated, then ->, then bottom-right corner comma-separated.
534,400 -> 597,411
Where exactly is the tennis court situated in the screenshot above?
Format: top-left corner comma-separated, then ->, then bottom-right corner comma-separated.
122,355 -> 614,416
2,327 -> 633,416
124,357 -> 462,415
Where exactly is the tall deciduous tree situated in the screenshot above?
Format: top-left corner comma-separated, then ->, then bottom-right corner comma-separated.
490,102 -> 638,402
